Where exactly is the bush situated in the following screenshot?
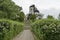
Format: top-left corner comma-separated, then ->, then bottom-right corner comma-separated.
31,19 -> 60,40
0,19 -> 24,40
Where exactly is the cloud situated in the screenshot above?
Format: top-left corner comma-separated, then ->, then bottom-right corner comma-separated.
12,0 -> 60,18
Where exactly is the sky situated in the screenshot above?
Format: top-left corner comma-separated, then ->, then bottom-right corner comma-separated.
12,0 -> 60,18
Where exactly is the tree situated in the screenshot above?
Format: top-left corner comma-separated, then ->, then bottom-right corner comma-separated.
58,13 -> 60,20
17,12 -> 25,22
47,15 -> 54,19
0,0 -> 25,22
27,14 -> 36,21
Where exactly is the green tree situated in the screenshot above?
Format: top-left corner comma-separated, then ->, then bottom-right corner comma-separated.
47,15 -> 54,19
0,0 -> 25,22
28,14 -> 36,21
58,13 -> 60,20
15,12 -> 25,22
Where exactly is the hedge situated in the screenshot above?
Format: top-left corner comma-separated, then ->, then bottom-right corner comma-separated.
31,19 -> 60,40
0,19 -> 24,40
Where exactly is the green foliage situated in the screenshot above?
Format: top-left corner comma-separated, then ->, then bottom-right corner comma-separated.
18,12 -> 25,22
47,15 -> 54,19
31,19 -> 60,40
58,13 -> 60,20
0,0 -> 25,22
0,19 -> 24,40
28,14 -> 36,21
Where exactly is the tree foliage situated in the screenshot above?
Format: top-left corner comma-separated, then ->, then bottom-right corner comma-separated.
28,14 -> 36,21
0,0 -> 25,22
47,15 -> 54,19
58,13 -> 60,20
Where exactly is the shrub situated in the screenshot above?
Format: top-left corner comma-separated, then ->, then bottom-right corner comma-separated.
0,19 -> 24,40
31,19 -> 60,40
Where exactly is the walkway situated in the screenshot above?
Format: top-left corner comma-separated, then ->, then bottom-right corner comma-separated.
13,20 -> 34,40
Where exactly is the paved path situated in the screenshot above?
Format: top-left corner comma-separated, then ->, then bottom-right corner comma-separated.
13,20 -> 34,40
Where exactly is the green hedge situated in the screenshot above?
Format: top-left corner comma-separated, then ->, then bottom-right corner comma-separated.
0,19 -> 24,40
31,19 -> 60,40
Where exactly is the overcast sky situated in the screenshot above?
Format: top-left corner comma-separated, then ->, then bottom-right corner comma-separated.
12,0 -> 60,18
